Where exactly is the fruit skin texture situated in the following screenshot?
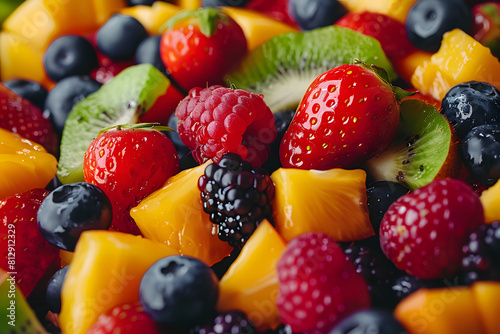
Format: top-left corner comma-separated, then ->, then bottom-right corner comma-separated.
380,178 -> 485,279
280,64 -> 401,170
472,2 -> 500,59
480,178 -> 500,223
176,85 -> 277,167
276,233 -> 370,334
83,126 -> 179,235
160,7 -> 247,91
0,189 -> 59,297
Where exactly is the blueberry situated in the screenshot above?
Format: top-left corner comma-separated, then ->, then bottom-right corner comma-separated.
441,81 -> 500,139
203,0 -> 250,7
461,124 -> 500,186
44,75 -> 102,136
3,79 -> 48,109
37,182 -> 112,251
127,0 -> 164,5
366,181 -> 409,234
140,255 -> 219,327
261,109 -> 295,174
43,35 -> 98,82
406,0 -> 473,52
135,35 -> 166,73
97,14 -> 148,61
328,309 -> 407,334
287,0 -> 347,31
45,265 -> 70,313
391,274 -> 448,303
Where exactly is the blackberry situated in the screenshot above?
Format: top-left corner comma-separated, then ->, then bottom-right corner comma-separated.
198,153 -> 275,248
190,311 -> 256,334
390,274 -> 447,303
460,222 -> 500,285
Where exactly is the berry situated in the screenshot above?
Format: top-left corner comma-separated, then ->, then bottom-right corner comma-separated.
83,124 -> 179,234
461,124 -> 500,186
43,35 -> 98,82
86,301 -> 162,334
97,14 -> 148,61
390,274 -> 447,304
43,75 -> 102,136
406,0 -> 473,53
472,2 -> 500,59
380,178 -> 485,279
261,109 -> 295,174
135,35 -> 166,73
276,233 -> 370,334
175,85 -> 277,167
328,309 -> 407,334
288,0 -> 347,31
190,311 -> 256,334
441,81 -> 500,139
37,182 -> 113,251
460,222 -> 500,285
139,255 -> 219,327
0,189 -> 59,296
3,79 -> 48,109
127,0 -> 159,5
203,0 -> 249,7
45,265 -> 69,313
198,153 -> 275,248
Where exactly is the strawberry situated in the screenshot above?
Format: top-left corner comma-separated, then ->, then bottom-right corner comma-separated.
83,124 -> 179,235
159,7 -> 247,92
86,301 -> 162,334
0,84 -> 58,155
472,2 -> 500,59
380,178 -> 485,279
280,62 -> 410,170
0,188 -> 60,297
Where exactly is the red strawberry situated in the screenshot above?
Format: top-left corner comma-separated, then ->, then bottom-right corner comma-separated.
139,85 -> 186,126
380,178 -> 485,279
277,232 -> 370,334
280,63 -> 409,170
175,85 -> 277,167
159,7 -> 247,92
83,124 -> 179,235
472,2 -> 500,59
0,84 -> 58,155
86,301 -> 162,334
0,188 -> 60,296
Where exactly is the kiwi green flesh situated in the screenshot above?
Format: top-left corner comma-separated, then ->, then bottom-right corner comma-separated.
225,25 -> 396,113
57,64 -> 169,184
365,100 -> 452,190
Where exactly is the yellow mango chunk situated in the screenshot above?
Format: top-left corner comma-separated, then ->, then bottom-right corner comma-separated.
480,180 -> 500,223
91,0 -> 126,26
59,231 -> 178,334
472,281 -> 500,334
218,220 -> 286,331
150,1 -> 182,33
411,29 -> 500,101
337,0 -> 418,23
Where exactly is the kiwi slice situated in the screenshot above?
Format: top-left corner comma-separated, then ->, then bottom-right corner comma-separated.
225,25 -> 396,113
57,64 -> 169,184
365,99 -> 459,190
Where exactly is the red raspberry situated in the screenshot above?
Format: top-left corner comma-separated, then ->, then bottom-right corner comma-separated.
175,85 -> 277,167
276,233 -> 370,334
380,178 -> 485,279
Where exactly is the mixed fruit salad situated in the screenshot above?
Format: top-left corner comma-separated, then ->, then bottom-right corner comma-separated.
2,0 -> 500,333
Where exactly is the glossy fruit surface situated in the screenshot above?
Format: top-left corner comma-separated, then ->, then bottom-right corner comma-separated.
135,35 -> 166,73
3,78 -> 48,109
329,309 -> 407,334
190,310 -> 256,334
472,2 -> 500,59
288,0 -> 347,31
366,181 -> 409,234
480,179 -> 500,223
45,265 -> 69,313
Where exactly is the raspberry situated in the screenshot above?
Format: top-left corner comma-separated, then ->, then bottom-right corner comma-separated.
380,178 -> 485,279
198,153 -> 275,248
175,85 -> 277,167
190,311 -> 256,334
276,233 -> 370,334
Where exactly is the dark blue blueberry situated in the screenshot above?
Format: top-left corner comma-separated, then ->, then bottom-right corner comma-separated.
261,109 -> 295,174
45,265 -> 70,313
461,124 -> 500,186
442,81 -> 500,139
328,309 -> 408,334
37,182 -> 112,251
43,35 -> 98,82
127,0 -> 165,5
203,0 -> 249,7
140,255 -> 219,327
3,79 -> 48,109
97,14 -> 148,61
135,35 -> 166,73
406,0 -> 473,53
287,0 -> 347,31
44,75 -> 102,136
366,181 -> 409,235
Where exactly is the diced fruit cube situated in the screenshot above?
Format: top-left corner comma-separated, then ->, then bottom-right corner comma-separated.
337,0 -> 418,23
472,281 -> 500,334
480,179 -> 500,223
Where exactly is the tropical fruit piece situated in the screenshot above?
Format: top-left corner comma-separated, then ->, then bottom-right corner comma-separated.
120,2 -> 181,34
0,128 -> 57,200
225,25 -> 396,113
412,29 -> 500,101
59,230 -> 178,334
365,100 -> 460,190
271,168 -> 373,243
57,64 -> 169,184
337,0 -> 418,23
472,281 -> 500,334
217,220 -> 286,331
395,50 -> 432,84
480,179 -> 500,223
130,160 -> 233,266
0,269 -> 48,334
91,0 -> 127,26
